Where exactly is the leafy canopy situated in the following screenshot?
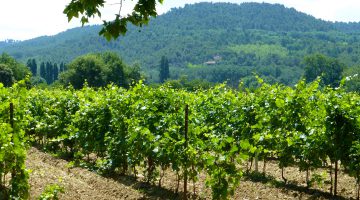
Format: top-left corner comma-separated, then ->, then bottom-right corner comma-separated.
64,0 -> 164,40
0,64 -> 14,87
59,52 -> 140,89
0,53 -> 30,86
303,54 -> 344,88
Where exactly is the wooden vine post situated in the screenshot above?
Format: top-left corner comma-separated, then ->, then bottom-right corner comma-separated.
10,102 -> 14,129
334,160 -> 338,196
10,102 -> 16,179
184,105 -> 189,200
357,172 -> 360,200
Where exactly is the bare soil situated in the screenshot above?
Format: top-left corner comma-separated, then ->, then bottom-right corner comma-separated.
26,148 -> 357,199
26,148 -> 143,200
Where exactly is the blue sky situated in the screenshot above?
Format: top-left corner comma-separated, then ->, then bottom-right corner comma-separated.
1,0 -> 360,41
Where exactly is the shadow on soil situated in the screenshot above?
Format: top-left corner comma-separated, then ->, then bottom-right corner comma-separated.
32,146 -> 350,200
32,146 -> 197,199
108,175 -> 196,200
244,171 -> 349,200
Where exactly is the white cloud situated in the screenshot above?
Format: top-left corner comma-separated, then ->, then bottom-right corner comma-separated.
1,0 -> 360,41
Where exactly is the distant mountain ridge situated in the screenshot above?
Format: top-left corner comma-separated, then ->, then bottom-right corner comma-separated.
0,2 -> 352,60
1,2 -> 360,85
162,2 -> 334,32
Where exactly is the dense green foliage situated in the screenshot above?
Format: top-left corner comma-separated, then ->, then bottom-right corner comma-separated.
2,3 -> 360,199
163,76 -> 215,91
64,0 -> 164,40
159,56 -> 169,83
304,54 -> 344,87
42,62 -> 60,85
26,59 -> 37,76
0,53 -> 29,86
343,66 -> 360,92
59,52 -> 141,89
3,78 -> 357,199
0,76 -> 360,199
2,3 -> 360,86
0,81 -> 29,199
0,64 -> 15,87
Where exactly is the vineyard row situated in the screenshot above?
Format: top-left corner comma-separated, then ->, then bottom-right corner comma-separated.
1,79 -> 360,199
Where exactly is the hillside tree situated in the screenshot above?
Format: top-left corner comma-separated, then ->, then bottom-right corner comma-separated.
343,65 -> 360,92
60,62 -> 65,73
304,54 -> 344,88
102,52 -> 126,87
0,53 -> 29,81
40,62 -> 46,80
59,52 -> 139,89
26,58 -> 37,76
45,62 -> 53,84
159,56 -> 170,83
0,64 -> 15,87
59,54 -> 106,88
54,63 -> 59,81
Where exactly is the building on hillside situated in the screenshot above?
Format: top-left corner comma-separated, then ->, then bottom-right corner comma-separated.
204,60 -> 216,65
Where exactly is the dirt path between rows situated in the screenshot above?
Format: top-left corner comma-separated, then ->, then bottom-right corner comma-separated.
26,147 -> 145,200
26,147 -> 356,199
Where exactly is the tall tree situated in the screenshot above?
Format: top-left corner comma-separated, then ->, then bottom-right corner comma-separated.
31,59 -> 37,76
304,54 -> 344,88
53,63 -> 59,81
26,59 -> 37,76
40,62 -> 46,80
26,59 -> 33,75
0,53 -> 29,81
59,54 -> 106,89
46,62 -> 53,84
102,52 -> 126,87
59,62 -> 65,73
126,63 -> 142,86
59,52 -> 140,89
159,56 -> 170,83
0,64 -> 14,87
26,58 -> 37,76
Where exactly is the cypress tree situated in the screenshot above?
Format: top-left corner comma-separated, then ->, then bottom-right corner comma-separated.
26,59 -> 32,74
59,62 -> 64,73
26,58 -> 37,76
159,56 -> 170,83
53,63 -> 59,81
45,62 -> 53,84
31,59 -> 37,76
40,62 -> 46,79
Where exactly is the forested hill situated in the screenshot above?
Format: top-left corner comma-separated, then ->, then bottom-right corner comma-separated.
159,2 -> 334,32
1,2 -> 360,85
